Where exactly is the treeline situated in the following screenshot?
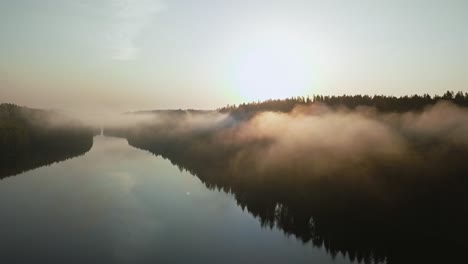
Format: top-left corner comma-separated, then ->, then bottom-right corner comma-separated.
0,103 -> 96,178
219,91 -> 468,114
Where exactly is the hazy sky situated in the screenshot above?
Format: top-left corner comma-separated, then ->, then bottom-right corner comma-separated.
1,0 -> 467,111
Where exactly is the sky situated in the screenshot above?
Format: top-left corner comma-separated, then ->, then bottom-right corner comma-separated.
1,0 -> 467,112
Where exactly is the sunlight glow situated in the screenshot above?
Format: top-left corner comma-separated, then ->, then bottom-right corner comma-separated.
230,28 -> 313,101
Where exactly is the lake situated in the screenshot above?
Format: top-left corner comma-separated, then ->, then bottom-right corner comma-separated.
0,136 -> 354,263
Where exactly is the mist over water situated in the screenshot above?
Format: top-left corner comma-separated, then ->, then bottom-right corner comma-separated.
108,101 -> 468,187
102,101 -> 468,263
2,99 -> 468,263
2,0 -> 468,262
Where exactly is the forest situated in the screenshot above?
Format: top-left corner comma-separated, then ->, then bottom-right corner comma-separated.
0,104 -> 96,178
219,90 -> 468,115
106,91 -> 468,264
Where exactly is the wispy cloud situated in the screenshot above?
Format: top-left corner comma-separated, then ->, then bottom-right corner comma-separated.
107,0 -> 165,61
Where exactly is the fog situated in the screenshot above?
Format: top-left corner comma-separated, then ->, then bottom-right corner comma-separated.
11,99 -> 467,193
4,100 -> 468,262
230,101 -> 468,177
104,101 -> 468,201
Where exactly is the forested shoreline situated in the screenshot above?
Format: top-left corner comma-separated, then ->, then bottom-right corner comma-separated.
0,104 -> 96,178
106,91 -> 468,264
2,91 -> 468,262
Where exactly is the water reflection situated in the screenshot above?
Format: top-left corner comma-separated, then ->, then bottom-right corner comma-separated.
0,136 -> 352,264
124,137 -> 468,264
0,137 -> 93,179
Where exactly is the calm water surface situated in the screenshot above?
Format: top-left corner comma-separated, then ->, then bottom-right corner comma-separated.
0,136 -> 353,263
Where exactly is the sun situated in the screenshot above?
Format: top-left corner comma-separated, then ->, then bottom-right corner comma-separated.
228,28 -> 313,102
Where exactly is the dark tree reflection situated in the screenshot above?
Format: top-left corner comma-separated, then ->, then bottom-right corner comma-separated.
0,104 -> 96,178
126,138 -> 468,264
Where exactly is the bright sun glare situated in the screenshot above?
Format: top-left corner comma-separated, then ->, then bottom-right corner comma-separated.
230,28 -> 313,102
